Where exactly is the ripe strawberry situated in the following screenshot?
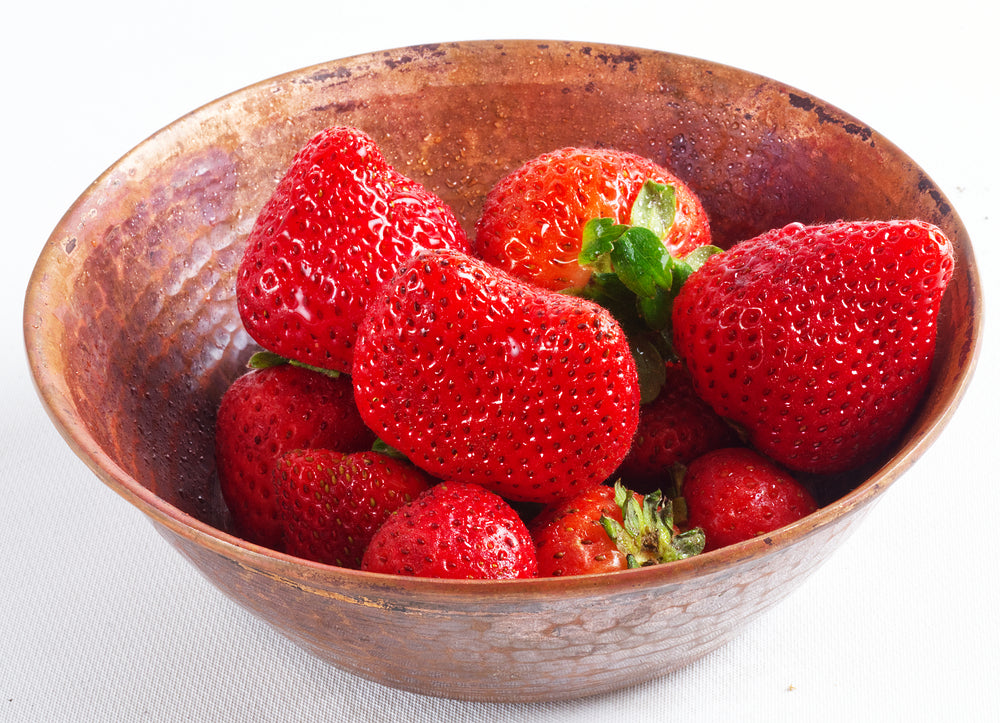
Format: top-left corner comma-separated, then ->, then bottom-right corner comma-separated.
681,448 -> 818,551
237,126 -> 470,374
474,146 -> 712,292
531,481 -> 704,577
671,220 -> 955,474
360,482 -> 538,579
214,359 -> 376,549
274,449 -> 432,568
618,362 -> 738,492
351,248 -> 641,504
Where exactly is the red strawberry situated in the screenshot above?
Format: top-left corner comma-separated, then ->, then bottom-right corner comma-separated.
274,449 -> 432,568
351,248 -> 641,504
671,220 -> 955,474
474,146 -> 711,292
681,448 -> 818,551
237,126 -> 470,374
618,362 -> 739,492
531,481 -> 704,577
360,481 -> 537,579
214,360 -> 376,549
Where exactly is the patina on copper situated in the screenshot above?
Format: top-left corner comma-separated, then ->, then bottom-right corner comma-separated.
24,40 -> 981,702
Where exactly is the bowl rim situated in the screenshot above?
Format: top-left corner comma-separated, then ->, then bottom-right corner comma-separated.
23,39 -> 985,599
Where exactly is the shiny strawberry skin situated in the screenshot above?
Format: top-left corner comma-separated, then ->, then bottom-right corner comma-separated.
682,448 -> 818,551
274,449 -> 432,568
530,484 -> 628,576
214,364 -> 376,549
618,362 -> 738,492
672,220 -> 955,474
352,248 -> 640,504
474,146 -> 711,291
360,482 -> 538,579
237,126 -> 470,374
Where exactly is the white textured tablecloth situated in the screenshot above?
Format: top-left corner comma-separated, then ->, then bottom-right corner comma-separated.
4,2 -> 997,720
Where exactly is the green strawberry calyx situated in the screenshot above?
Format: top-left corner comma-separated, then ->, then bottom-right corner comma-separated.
572,180 -> 721,402
247,350 -> 341,379
600,480 -> 705,568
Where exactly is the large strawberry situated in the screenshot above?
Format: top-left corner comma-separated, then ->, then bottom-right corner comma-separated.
360,481 -> 538,579
351,248 -> 640,504
237,126 -> 470,374
531,481 -> 704,577
681,448 -> 818,551
274,448 -> 432,568
474,146 -> 712,292
214,359 -> 376,549
672,220 -> 955,474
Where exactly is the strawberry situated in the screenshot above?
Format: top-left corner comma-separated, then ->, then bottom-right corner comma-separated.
474,146 -> 712,292
531,481 -> 704,577
360,481 -> 537,579
214,358 -> 376,549
681,448 -> 818,551
618,362 -> 738,492
274,448 -> 432,568
236,126 -> 470,374
351,248 -> 641,504
671,220 -> 955,474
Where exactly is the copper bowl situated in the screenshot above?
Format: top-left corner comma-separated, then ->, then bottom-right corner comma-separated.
24,40 -> 981,702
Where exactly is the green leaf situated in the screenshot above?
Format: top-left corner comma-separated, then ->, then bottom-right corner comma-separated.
673,528 -> 707,558
608,227 -> 674,299
246,350 -> 341,379
629,333 -> 668,404
681,244 -> 724,273
247,350 -> 290,369
372,438 -> 408,460
636,287 -> 673,332
580,218 -> 628,272
629,180 -> 676,238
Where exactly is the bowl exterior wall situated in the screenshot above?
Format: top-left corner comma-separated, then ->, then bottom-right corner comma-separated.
156,504 -> 868,702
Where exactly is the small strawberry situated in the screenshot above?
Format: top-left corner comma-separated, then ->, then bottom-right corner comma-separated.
474,146 -> 712,292
531,481 -> 704,577
360,481 -> 538,579
351,248 -> 640,504
618,362 -> 738,492
671,220 -> 955,474
274,448 -> 433,568
237,126 -> 470,374
214,358 -> 376,549
681,448 -> 818,551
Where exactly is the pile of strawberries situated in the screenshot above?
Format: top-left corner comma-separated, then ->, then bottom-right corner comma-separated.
214,126 -> 955,578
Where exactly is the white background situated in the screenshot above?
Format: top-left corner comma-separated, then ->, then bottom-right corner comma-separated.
3,1 -> 997,721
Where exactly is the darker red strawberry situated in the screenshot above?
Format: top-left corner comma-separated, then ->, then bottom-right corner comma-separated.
351,248 -> 640,504
237,126 -> 470,374
214,360 -> 376,549
274,448 -> 432,568
681,448 -> 818,551
360,481 -> 538,579
474,146 -> 711,292
618,362 -> 739,492
671,220 -> 955,474
531,481 -> 704,577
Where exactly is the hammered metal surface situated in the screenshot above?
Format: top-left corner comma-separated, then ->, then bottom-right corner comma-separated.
25,40 -> 981,702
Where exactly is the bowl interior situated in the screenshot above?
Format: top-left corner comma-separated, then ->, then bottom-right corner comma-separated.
26,39 -> 980,557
